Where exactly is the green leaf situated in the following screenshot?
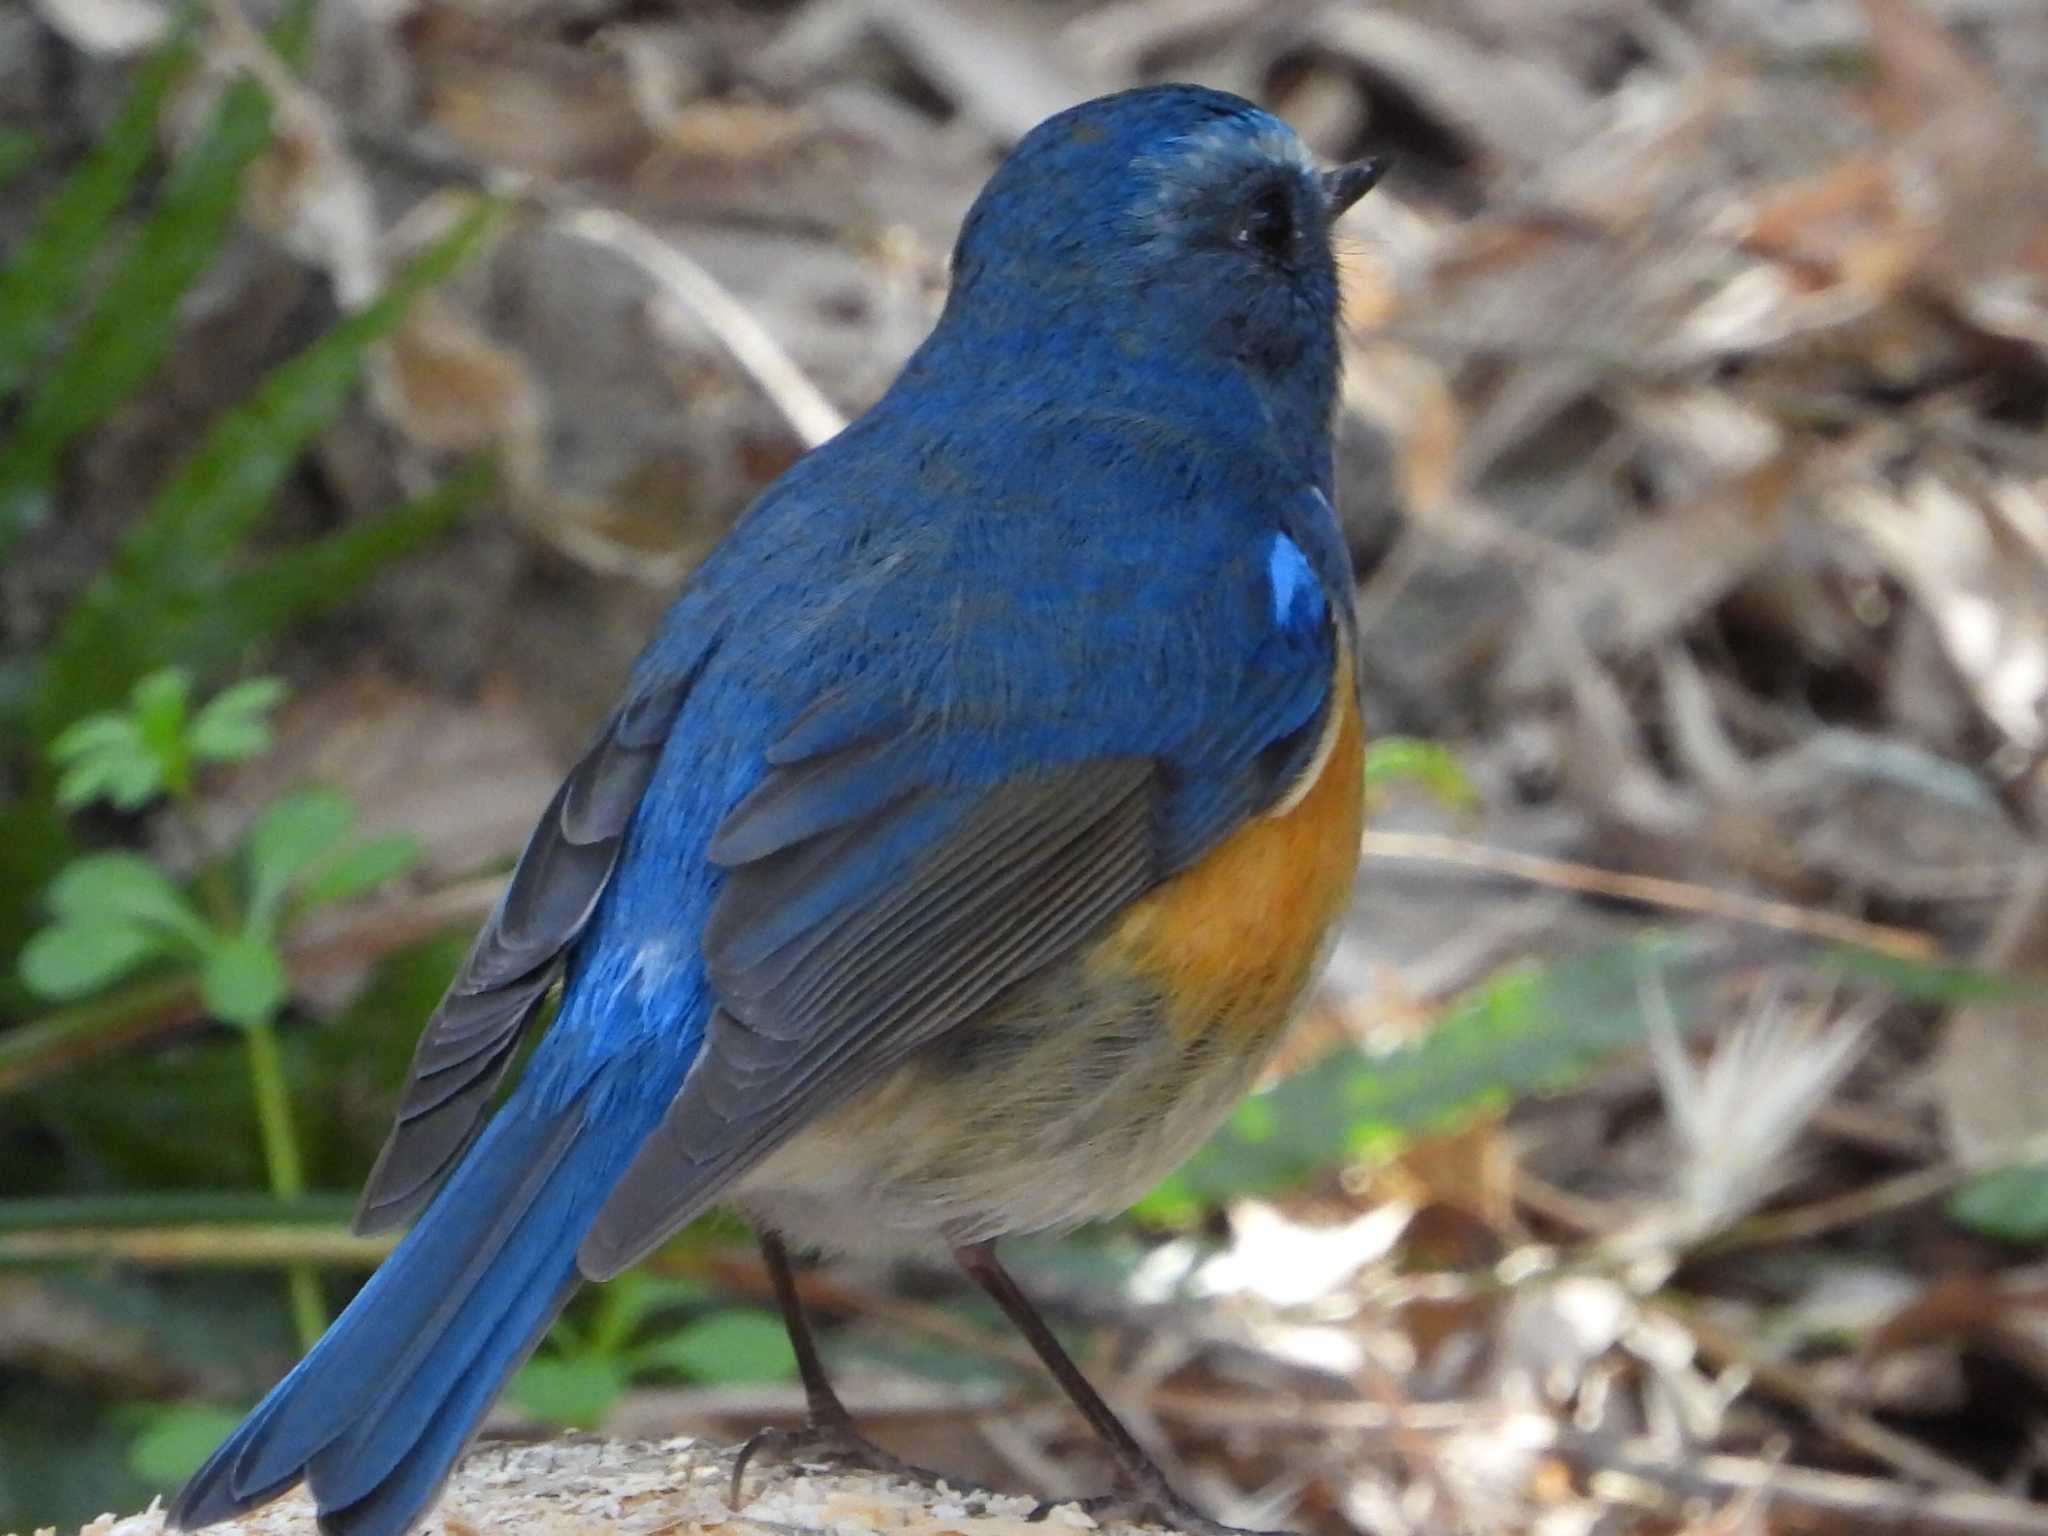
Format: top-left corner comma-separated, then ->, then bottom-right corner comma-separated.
49,710 -> 164,809
0,798 -> 76,984
297,834 -> 418,911
127,1403 -> 246,1487
30,205 -> 506,740
130,668 -> 191,719
244,788 -> 354,926
186,676 -> 289,762
1363,736 -> 1479,813
0,26 -> 275,549
512,1356 -> 626,1430
1142,938 -> 1713,1216
50,712 -> 147,762
198,931 -> 288,1028
585,1272 -> 709,1358
130,203 -> 502,596
43,672 -> 201,809
630,1309 -> 798,1385
53,739 -> 163,812
202,460 -> 492,654
1130,1171 -> 1202,1227
19,920 -> 171,999
0,19 -> 194,404
1824,944 -> 2045,1006
0,1192 -> 356,1233
0,128 -> 39,189
46,853 -> 211,949
1948,1164 -> 2048,1243
130,667 -> 196,794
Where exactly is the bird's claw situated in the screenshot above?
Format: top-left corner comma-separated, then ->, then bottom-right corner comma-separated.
728,1417 -> 950,1509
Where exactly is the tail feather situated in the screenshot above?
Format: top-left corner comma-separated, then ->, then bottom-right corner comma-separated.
314,1280 -> 570,1536
171,1102 -> 604,1536
304,1188 -> 584,1512
310,1271 -> 577,1532
233,1113 -> 578,1498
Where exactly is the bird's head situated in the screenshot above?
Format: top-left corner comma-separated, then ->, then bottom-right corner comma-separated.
932,85 -> 1383,437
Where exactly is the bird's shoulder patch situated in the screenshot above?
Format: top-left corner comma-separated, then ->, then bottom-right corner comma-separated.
1264,529 -> 1325,629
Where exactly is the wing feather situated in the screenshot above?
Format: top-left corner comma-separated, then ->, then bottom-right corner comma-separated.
577,758 -> 1158,1278
352,664 -> 700,1234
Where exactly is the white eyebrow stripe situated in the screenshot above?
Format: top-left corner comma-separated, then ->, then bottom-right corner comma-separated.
1170,118 -> 1318,175
1129,115 -> 1319,225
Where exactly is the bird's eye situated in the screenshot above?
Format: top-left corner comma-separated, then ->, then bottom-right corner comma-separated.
1236,183 -> 1296,260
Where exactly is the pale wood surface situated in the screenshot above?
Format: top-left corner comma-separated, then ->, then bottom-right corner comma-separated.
44,1438 -> 1131,1536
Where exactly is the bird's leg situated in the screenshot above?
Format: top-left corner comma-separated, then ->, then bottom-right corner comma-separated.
730,1231 -> 947,1506
953,1241 -> 1291,1536
765,1226 -> 855,1427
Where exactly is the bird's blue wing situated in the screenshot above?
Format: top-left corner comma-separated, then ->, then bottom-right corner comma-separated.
578,483 -> 1348,1278
353,652 -> 708,1233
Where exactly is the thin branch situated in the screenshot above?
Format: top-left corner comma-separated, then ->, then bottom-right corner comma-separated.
1655,1298 -> 2007,1495
1361,828 -> 1940,960
0,1222 -> 391,1268
562,208 -> 848,450
1702,1161 -> 1974,1252
1549,1428 -> 2048,1534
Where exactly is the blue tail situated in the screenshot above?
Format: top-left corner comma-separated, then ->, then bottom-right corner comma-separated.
171,1098 -> 614,1536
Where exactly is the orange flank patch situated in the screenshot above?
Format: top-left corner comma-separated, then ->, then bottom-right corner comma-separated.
1096,671 -> 1365,1042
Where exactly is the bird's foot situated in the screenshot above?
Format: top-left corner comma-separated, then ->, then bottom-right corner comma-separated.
729,1416 -> 951,1508
1028,1468 -> 1292,1536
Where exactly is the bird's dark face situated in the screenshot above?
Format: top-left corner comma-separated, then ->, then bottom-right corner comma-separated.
1122,108 -> 1378,382
943,86 -> 1381,413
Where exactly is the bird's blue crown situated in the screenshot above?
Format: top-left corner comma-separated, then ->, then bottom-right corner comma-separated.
902,85 -> 1351,469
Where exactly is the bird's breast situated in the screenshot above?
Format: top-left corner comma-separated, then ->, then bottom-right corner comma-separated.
734,662 -> 1365,1256
1088,671 -> 1364,1048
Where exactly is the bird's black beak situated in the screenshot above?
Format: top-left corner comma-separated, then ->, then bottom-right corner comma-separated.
1320,157 -> 1388,217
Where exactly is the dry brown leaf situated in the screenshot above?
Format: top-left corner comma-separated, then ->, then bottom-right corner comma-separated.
1341,345 -> 1460,523
1412,209 -> 1727,378
238,86 -> 382,307
1832,469 -> 2048,753
1868,1273 -> 2048,1393
1381,1121 -> 1521,1237
660,100 -> 814,164
1858,0 -> 2048,293
532,453 -> 734,587
1741,154 -> 1913,305
369,288 -> 545,484
406,3 -> 654,181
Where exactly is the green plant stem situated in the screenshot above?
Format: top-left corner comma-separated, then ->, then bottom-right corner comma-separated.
0,1191 -> 355,1231
0,1221 -> 389,1268
244,1014 -> 324,1346
176,792 -> 327,1347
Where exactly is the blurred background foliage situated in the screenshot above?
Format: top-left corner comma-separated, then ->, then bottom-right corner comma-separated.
3,2 -> 2047,1533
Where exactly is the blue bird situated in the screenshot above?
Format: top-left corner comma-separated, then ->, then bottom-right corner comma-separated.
172,83 -> 1382,1536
